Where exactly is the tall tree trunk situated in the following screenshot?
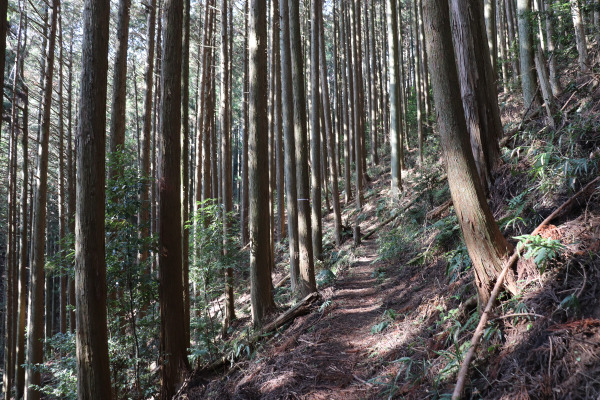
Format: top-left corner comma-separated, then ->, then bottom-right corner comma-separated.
109,0 -> 131,158
310,0 -> 323,261
349,0 -> 364,209
67,26 -> 76,333
569,0 -> 589,73
15,88 -> 29,400
340,1 -> 352,205
280,0 -> 300,290
450,0 -> 503,192
545,0 -> 561,96
484,0 -> 498,78
412,0 -> 424,165
220,0 -> 235,334
423,0 -> 518,306
505,0 -> 520,80
517,0 -> 539,110
4,7 -> 25,396
0,0 -> 7,145
240,0 -> 250,245
368,0 -> 379,166
157,0 -> 190,395
57,6 -> 67,336
139,0 -> 156,273
387,0 -> 403,197
75,0 -> 113,396
318,0 -> 342,247
289,0 -> 316,296
25,0 -> 58,397
249,0 -> 276,324
498,0 -> 509,90
181,0 -> 190,348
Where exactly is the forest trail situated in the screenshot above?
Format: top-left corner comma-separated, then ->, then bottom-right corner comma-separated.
185,169 -> 457,399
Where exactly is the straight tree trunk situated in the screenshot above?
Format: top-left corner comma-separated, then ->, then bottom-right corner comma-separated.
139,0 -> 156,272
412,0 -> 424,165
0,0 -> 7,145
57,8 -> 67,335
181,0 -> 190,348
545,0 -> 561,96
289,0 -> 316,296
25,0 -> 58,397
272,0 -> 284,244
109,0 -> 131,158
498,0 -> 509,90
505,0 -> 520,79
387,0 -> 403,197
484,0 -> 498,77
75,0 -> 113,396
340,1 -> 352,205
15,88 -> 29,400
569,0 -> 588,73
220,0 -> 235,334
240,0 -> 250,245
368,0 -> 379,166
249,0 -> 276,324
349,0 -> 365,207
4,8 -> 25,396
318,0 -> 342,247
517,0 -> 539,109
310,0 -> 323,261
67,27 -> 76,332
157,0 -> 190,395
280,0 -> 300,290
423,0 -> 518,306
450,0 -> 503,191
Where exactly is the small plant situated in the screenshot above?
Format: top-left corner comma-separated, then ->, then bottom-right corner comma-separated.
514,234 -> 565,273
444,245 -> 471,282
316,269 -> 336,287
319,299 -> 333,313
371,266 -> 386,282
371,320 -> 390,334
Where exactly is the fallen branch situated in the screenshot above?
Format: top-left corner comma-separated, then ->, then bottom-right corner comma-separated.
274,274 -> 290,289
362,197 -> 419,240
426,199 -> 452,220
452,176 -> 600,399
259,292 -> 320,335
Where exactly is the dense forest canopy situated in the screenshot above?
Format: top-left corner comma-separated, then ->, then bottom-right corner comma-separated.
0,0 -> 599,398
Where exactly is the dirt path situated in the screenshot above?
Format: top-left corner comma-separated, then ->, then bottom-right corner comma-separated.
234,239 -> 386,399
185,233 -> 413,399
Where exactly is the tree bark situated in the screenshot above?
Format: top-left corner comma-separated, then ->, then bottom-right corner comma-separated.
280,0 -> 300,290
220,0 -> 235,334
139,0 -> 156,273
569,0 -> 588,73
545,0 -> 561,96
310,0 -> 323,261
249,0 -> 276,325
15,88 -> 29,400
318,0 -> 342,248
423,0 -> 518,306
181,0 -> 191,348
25,0 -> 58,397
484,0 -> 498,78
157,0 -> 190,395
517,0 -> 539,110
289,0 -> 316,296
75,0 -> 113,396
387,0 -> 403,197
450,0 -> 503,192
412,0 -> 424,165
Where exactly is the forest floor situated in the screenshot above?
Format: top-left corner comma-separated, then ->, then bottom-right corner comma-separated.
179,76 -> 600,400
